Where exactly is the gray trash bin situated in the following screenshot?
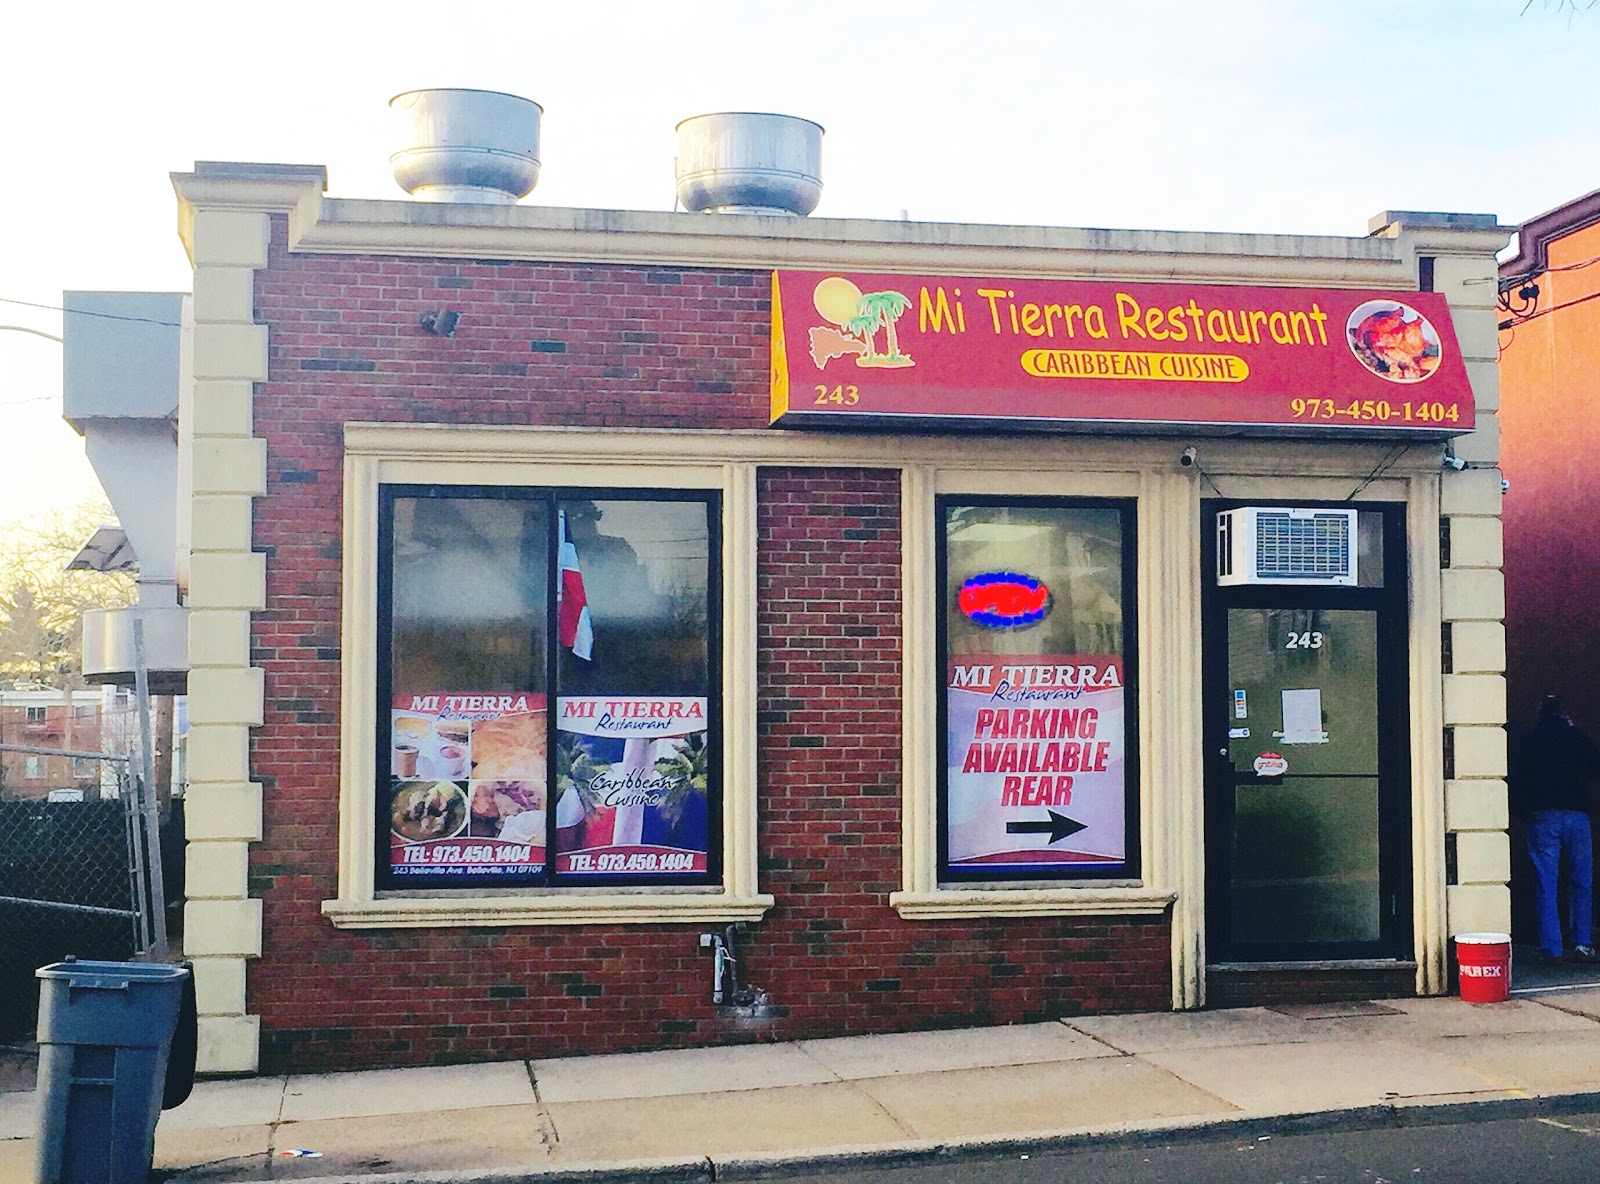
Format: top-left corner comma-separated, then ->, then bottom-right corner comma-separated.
33,960 -> 190,1184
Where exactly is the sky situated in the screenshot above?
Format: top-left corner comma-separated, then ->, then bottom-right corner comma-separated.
2,0 -> 1597,530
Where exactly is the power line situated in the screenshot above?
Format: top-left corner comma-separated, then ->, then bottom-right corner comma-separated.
1501,284 -> 1600,329
1501,251 -> 1600,289
0,296 -> 180,328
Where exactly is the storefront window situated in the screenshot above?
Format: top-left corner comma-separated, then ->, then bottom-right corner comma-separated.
939,498 -> 1138,881
378,487 -> 719,890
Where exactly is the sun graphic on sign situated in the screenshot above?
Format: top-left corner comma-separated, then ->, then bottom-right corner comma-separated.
807,277 -> 915,371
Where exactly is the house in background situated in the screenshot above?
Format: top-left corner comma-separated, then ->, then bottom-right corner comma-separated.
0,688 -> 118,799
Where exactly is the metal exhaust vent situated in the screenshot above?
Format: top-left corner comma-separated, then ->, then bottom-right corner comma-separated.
674,112 -> 823,216
390,88 -> 542,205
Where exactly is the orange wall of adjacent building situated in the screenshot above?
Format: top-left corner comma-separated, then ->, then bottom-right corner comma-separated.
1501,220 -> 1600,732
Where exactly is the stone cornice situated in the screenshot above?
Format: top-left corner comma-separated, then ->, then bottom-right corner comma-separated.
165,160 -> 1485,289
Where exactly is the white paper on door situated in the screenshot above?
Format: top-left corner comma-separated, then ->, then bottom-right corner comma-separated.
1279,688 -> 1328,745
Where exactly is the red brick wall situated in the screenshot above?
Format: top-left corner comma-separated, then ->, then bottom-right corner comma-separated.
246,218 -> 1171,1071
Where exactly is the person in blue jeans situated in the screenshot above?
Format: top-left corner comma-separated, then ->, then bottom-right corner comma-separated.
1523,695 -> 1600,964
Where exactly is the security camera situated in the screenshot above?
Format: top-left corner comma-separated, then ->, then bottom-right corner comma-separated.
1442,453 -> 1467,472
1179,447 -> 1198,468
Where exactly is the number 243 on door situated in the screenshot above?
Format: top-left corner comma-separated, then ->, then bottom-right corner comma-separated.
1284,631 -> 1324,649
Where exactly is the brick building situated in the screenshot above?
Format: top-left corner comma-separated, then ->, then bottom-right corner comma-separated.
0,690 -> 110,799
1498,187 -> 1600,733
168,114 -> 1509,1076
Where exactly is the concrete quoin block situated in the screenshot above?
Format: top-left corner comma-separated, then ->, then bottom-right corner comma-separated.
180,783 -> 263,841
1445,779 -> 1509,832
1450,724 -> 1508,777
188,609 -> 253,669
1450,416 -> 1500,466
190,437 -> 267,498
191,266 -> 258,323
1454,830 -> 1511,885
1442,673 -> 1507,727
182,724 -> 251,786
1450,622 -> 1507,676
189,497 -> 255,554
186,840 -> 251,900
185,899 -> 264,957
185,552 -> 267,612
1446,516 -> 1504,569
187,380 -> 256,438
1440,468 -> 1503,517
196,1014 -> 261,1076
188,209 -> 270,270
186,667 -> 266,727
1465,360 -> 1499,412
1441,568 -> 1505,622
1428,256 -> 1499,306
1449,306 -> 1500,363
190,956 -> 248,1017
191,322 -> 269,383
1446,883 -> 1512,935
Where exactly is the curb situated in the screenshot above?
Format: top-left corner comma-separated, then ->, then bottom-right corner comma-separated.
164,1088 -> 1600,1184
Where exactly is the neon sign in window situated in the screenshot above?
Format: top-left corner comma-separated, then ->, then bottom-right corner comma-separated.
957,572 -> 1052,630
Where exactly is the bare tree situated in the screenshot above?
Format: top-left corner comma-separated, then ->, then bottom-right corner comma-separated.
0,501 -> 136,689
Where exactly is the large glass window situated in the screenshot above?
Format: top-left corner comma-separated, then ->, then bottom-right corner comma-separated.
378,487 -> 719,890
938,498 -> 1138,881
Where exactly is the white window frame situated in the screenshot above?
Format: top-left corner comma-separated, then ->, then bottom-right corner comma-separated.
325,424 -> 770,929
889,465 -> 1179,920
25,756 -> 43,780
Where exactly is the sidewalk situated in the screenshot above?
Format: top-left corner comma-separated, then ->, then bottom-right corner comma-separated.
5,977 -> 1600,1183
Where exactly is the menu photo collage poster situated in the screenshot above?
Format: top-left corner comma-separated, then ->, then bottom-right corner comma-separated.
389,692 -> 550,879
389,692 -> 712,880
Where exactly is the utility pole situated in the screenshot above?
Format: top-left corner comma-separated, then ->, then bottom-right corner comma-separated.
154,695 -> 175,814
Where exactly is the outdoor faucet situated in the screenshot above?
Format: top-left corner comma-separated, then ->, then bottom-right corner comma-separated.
713,940 -> 733,1004
700,922 -> 753,1005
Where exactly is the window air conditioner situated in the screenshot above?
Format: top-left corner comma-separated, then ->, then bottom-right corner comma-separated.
1217,507 -> 1359,587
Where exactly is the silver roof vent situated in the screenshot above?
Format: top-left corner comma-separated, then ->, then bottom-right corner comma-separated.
390,88 -> 542,205
675,113 -> 823,216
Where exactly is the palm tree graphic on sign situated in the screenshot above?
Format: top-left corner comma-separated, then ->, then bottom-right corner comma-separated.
808,276 -> 915,370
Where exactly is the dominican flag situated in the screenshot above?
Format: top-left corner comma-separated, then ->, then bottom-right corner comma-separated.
557,510 -> 594,660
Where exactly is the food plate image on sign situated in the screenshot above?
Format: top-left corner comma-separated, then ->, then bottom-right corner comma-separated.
1345,300 -> 1444,383
389,692 -> 548,880
945,655 -> 1127,872
554,696 -> 711,878
770,270 -> 1474,436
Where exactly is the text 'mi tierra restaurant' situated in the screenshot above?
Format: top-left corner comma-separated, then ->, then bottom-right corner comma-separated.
167,95 -> 1509,1074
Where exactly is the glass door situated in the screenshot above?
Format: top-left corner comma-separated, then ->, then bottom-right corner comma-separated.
1203,504 -> 1410,962
1224,608 -> 1381,946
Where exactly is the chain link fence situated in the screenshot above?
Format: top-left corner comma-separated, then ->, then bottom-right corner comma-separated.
0,703 -> 177,1041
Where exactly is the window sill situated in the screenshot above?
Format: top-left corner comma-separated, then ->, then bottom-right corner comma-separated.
889,888 -> 1175,920
321,892 -> 775,930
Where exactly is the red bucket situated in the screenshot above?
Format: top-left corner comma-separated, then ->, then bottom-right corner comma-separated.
1456,932 -> 1512,1003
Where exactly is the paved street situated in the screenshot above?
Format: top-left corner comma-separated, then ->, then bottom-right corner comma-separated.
778,1105 -> 1600,1184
